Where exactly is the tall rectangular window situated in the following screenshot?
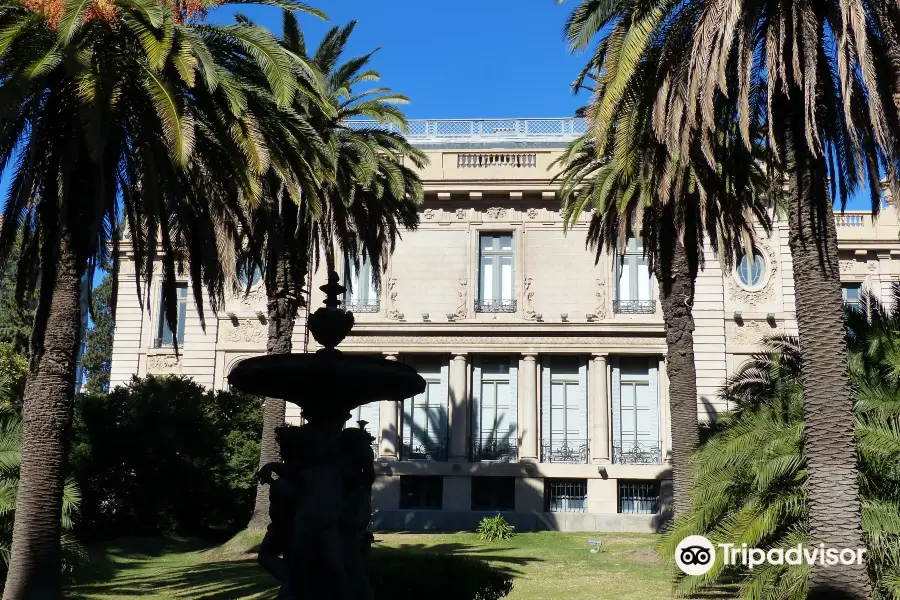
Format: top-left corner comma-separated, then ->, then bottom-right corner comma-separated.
612,357 -> 661,464
540,356 -> 588,463
477,233 -> 515,313
343,256 -> 379,312
155,284 -> 187,348
401,358 -> 449,461
615,238 -> 654,313
842,283 -> 862,312
472,357 -> 517,462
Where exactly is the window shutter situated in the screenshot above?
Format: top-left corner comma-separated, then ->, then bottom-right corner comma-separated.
357,401 -> 380,441
576,357 -> 588,442
541,358 -> 552,455
472,357 -> 483,442
646,363 -> 660,449
611,357 -> 622,453
507,357 -> 518,440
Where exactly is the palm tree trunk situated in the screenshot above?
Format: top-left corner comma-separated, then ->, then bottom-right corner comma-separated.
248,257 -> 299,532
657,237 -> 699,517
785,111 -> 870,600
4,234 -> 83,600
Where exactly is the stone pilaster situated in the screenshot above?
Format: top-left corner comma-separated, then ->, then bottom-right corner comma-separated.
590,354 -> 610,464
519,354 -> 538,461
449,354 -> 469,461
379,353 -> 400,459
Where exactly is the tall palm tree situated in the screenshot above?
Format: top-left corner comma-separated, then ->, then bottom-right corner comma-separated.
243,16 -> 427,530
648,2 -> 900,596
0,0 -> 323,595
660,288 -> 900,599
554,1 -> 774,516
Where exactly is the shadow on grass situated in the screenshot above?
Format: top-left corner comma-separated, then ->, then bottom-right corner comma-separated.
68,536 -> 534,600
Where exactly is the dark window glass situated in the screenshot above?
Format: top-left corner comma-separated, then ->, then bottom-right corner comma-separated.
471,477 -> 515,511
399,476 -> 443,510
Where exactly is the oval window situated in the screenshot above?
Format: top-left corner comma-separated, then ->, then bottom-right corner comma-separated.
736,251 -> 765,288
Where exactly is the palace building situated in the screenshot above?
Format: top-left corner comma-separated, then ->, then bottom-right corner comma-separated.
109,118 -> 900,532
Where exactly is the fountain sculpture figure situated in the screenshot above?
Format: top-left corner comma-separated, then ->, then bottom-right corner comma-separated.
228,272 -> 425,600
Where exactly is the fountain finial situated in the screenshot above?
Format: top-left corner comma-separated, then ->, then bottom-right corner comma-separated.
307,270 -> 355,351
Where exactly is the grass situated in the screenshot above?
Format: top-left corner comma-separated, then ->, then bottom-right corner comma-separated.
66,530 -> 673,600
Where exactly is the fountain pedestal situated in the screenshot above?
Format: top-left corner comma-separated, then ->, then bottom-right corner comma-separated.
228,272 -> 425,600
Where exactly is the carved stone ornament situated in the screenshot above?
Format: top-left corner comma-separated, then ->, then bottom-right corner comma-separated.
523,277 -> 538,321
147,354 -> 182,375
455,208 -> 466,220
840,259 -> 868,274
726,320 -> 780,347
423,209 -> 436,220
234,285 -> 266,309
527,208 -> 539,220
594,278 -> 608,319
868,261 -> 878,272
485,207 -> 508,220
726,242 -> 780,307
220,320 -> 267,344
447,279 -> 468,321
385,278 -> 404,321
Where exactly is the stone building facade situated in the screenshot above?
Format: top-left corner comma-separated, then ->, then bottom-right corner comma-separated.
109,118 -> 900,532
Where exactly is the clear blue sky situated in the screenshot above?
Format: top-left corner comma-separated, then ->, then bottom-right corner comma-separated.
0,0 -> 876,213
211,0 -> 592,119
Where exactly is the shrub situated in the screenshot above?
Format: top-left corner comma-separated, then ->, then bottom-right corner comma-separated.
70,375 -> 262,540
477,514 -> 516,542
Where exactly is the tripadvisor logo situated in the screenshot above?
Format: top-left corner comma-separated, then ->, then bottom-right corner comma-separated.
675,535 -> 868,576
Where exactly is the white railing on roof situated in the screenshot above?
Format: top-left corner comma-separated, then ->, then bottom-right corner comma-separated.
345,118 -> 588,143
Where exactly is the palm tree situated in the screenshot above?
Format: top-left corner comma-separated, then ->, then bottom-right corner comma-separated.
0,0 -> 323,594
648,2 -> 900,596
660,288 -> 900,599
554,1 -> 774,516
243,16 -> 427,530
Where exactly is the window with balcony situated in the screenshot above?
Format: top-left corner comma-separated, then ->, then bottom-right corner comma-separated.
399,476 -> 443,510
612,357 -> 661,464
342,256 -> 379,312
545,479 -> 587,513
842,283 -> 862,312
154,284 -> 187,348
477,233 -> 515,313
540,356 -> 589,463
471,477 -> 515,511
618,480 -> 660,514
472,357 -> 518,462
346,401 -> 380,457
615,238 -> 654,313
401,358 -> 449,461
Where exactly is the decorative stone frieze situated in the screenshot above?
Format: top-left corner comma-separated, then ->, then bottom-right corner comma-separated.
485,207 -> 508,219
523,277 -> 538,321
147,354 -> 182,375
725,320 -> 780,346
220,320 -> 267,344
446,279 -> 468,321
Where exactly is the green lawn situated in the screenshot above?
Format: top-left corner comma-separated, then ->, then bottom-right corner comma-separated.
67,531 -> 673,600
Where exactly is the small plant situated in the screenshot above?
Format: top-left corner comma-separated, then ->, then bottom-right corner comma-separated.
477,514 -> 516,542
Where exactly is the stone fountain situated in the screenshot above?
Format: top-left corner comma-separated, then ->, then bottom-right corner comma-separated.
228,271 -> 425,600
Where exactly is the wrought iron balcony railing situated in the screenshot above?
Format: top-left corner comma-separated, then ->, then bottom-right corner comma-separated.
341,299 -> 380,313
471,438 -> 518,462
540,439 -> 589,464
475,299 -> 517,313
612,441 -> 662,465
613,300 -> 656,314
843,301 -> 863,313
400,437 -> 449,462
